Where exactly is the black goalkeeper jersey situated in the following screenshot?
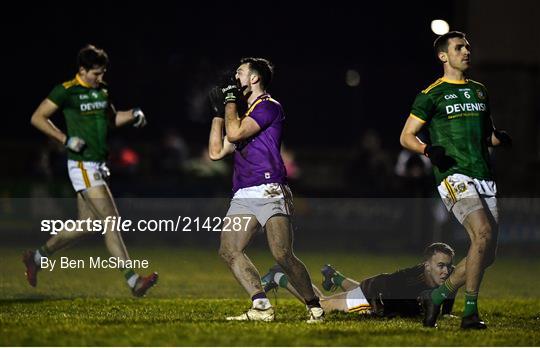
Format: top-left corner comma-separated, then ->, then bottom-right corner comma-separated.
360,264 -> 454,317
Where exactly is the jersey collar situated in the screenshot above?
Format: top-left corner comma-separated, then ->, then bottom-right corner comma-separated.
441,77 -> 467,84
75,74 -> 93,88
248,93 -> 270,106
246,94 -> 270,116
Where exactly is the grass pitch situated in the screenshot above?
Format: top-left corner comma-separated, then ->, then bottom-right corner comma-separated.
1,246 -> 539,346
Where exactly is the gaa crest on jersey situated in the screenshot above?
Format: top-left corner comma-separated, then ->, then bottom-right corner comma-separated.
476,89 -> 485,100
91,91 -> 99,99
456,182 -> 467,194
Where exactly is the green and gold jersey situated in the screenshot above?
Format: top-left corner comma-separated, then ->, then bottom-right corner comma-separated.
47,75 -> 111,162
410,77 -> 493,184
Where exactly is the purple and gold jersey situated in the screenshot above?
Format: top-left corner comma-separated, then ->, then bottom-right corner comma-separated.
232,94 -> 287,193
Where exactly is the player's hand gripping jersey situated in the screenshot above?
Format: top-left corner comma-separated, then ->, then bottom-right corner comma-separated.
47,75 -> 111,162
410,78 -> 493,183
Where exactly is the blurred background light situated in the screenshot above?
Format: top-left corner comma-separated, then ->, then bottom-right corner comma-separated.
431,19 -> 450,35
345,69 -> 361,87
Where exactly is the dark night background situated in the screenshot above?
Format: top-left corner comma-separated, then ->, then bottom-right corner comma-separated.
2,1 -> 539,198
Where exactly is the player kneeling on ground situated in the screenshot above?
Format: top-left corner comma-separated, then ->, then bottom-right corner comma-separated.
262,243 -> 456,318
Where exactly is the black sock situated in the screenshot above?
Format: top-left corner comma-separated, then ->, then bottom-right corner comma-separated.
306,297 -> 321,308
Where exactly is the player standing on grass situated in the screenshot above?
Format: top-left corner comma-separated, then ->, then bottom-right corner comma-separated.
261,242 -> 456,318
400,31 -> 512,329
24,44 -> 158,297
208,57 -> 324,323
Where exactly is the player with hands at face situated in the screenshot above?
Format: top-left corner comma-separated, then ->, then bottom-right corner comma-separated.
207,58 -> 325,323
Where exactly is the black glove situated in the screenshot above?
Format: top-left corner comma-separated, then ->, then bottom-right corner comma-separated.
424,145 -> 456,172
219,73 -> 247,105
493,129 -> 512,147
441,297 -> 456,316
221,83 -> 243,105
208,86 -> 225,118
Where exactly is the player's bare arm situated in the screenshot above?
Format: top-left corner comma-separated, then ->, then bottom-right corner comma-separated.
224,103 -> 261,143
209,117 -> 235,160
114,107 -> 146,128
399,115 -> 427,155
114,110 -> 135,127
30,99 -> 66,144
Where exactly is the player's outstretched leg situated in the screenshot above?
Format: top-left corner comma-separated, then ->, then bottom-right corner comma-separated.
82,186 -> 159,297
321,264 -> 346,292
261,264 -> 285,293
322,265 -> 360,292
22,196 -> 97,288
261,264 -> 313,302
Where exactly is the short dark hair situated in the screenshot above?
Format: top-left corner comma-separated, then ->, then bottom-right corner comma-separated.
433,31 -> 466,55
423,242 -> 455,260
239,57 -> 274,89
77,44 -> 109,70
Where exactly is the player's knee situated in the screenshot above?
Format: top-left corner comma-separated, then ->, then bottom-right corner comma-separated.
471,223 -> 493,246
218,246 -> 240,263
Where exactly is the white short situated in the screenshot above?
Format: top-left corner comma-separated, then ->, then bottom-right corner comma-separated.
226,183 -> 293,226
67,160 -> 108,192
346,286 -> 372,313
437,173 -> 498,224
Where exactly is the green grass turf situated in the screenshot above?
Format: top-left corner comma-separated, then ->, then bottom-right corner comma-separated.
1,246 -> 539,346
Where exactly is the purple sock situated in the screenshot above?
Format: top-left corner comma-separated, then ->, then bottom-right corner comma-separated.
251,292 -> 267,301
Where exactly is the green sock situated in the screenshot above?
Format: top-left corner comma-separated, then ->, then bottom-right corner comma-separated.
431,279 -> 457,305
332,273 -> 346,287
463,291 -> 479,317
277,273 -> 289,288
123,268 -> 136,281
